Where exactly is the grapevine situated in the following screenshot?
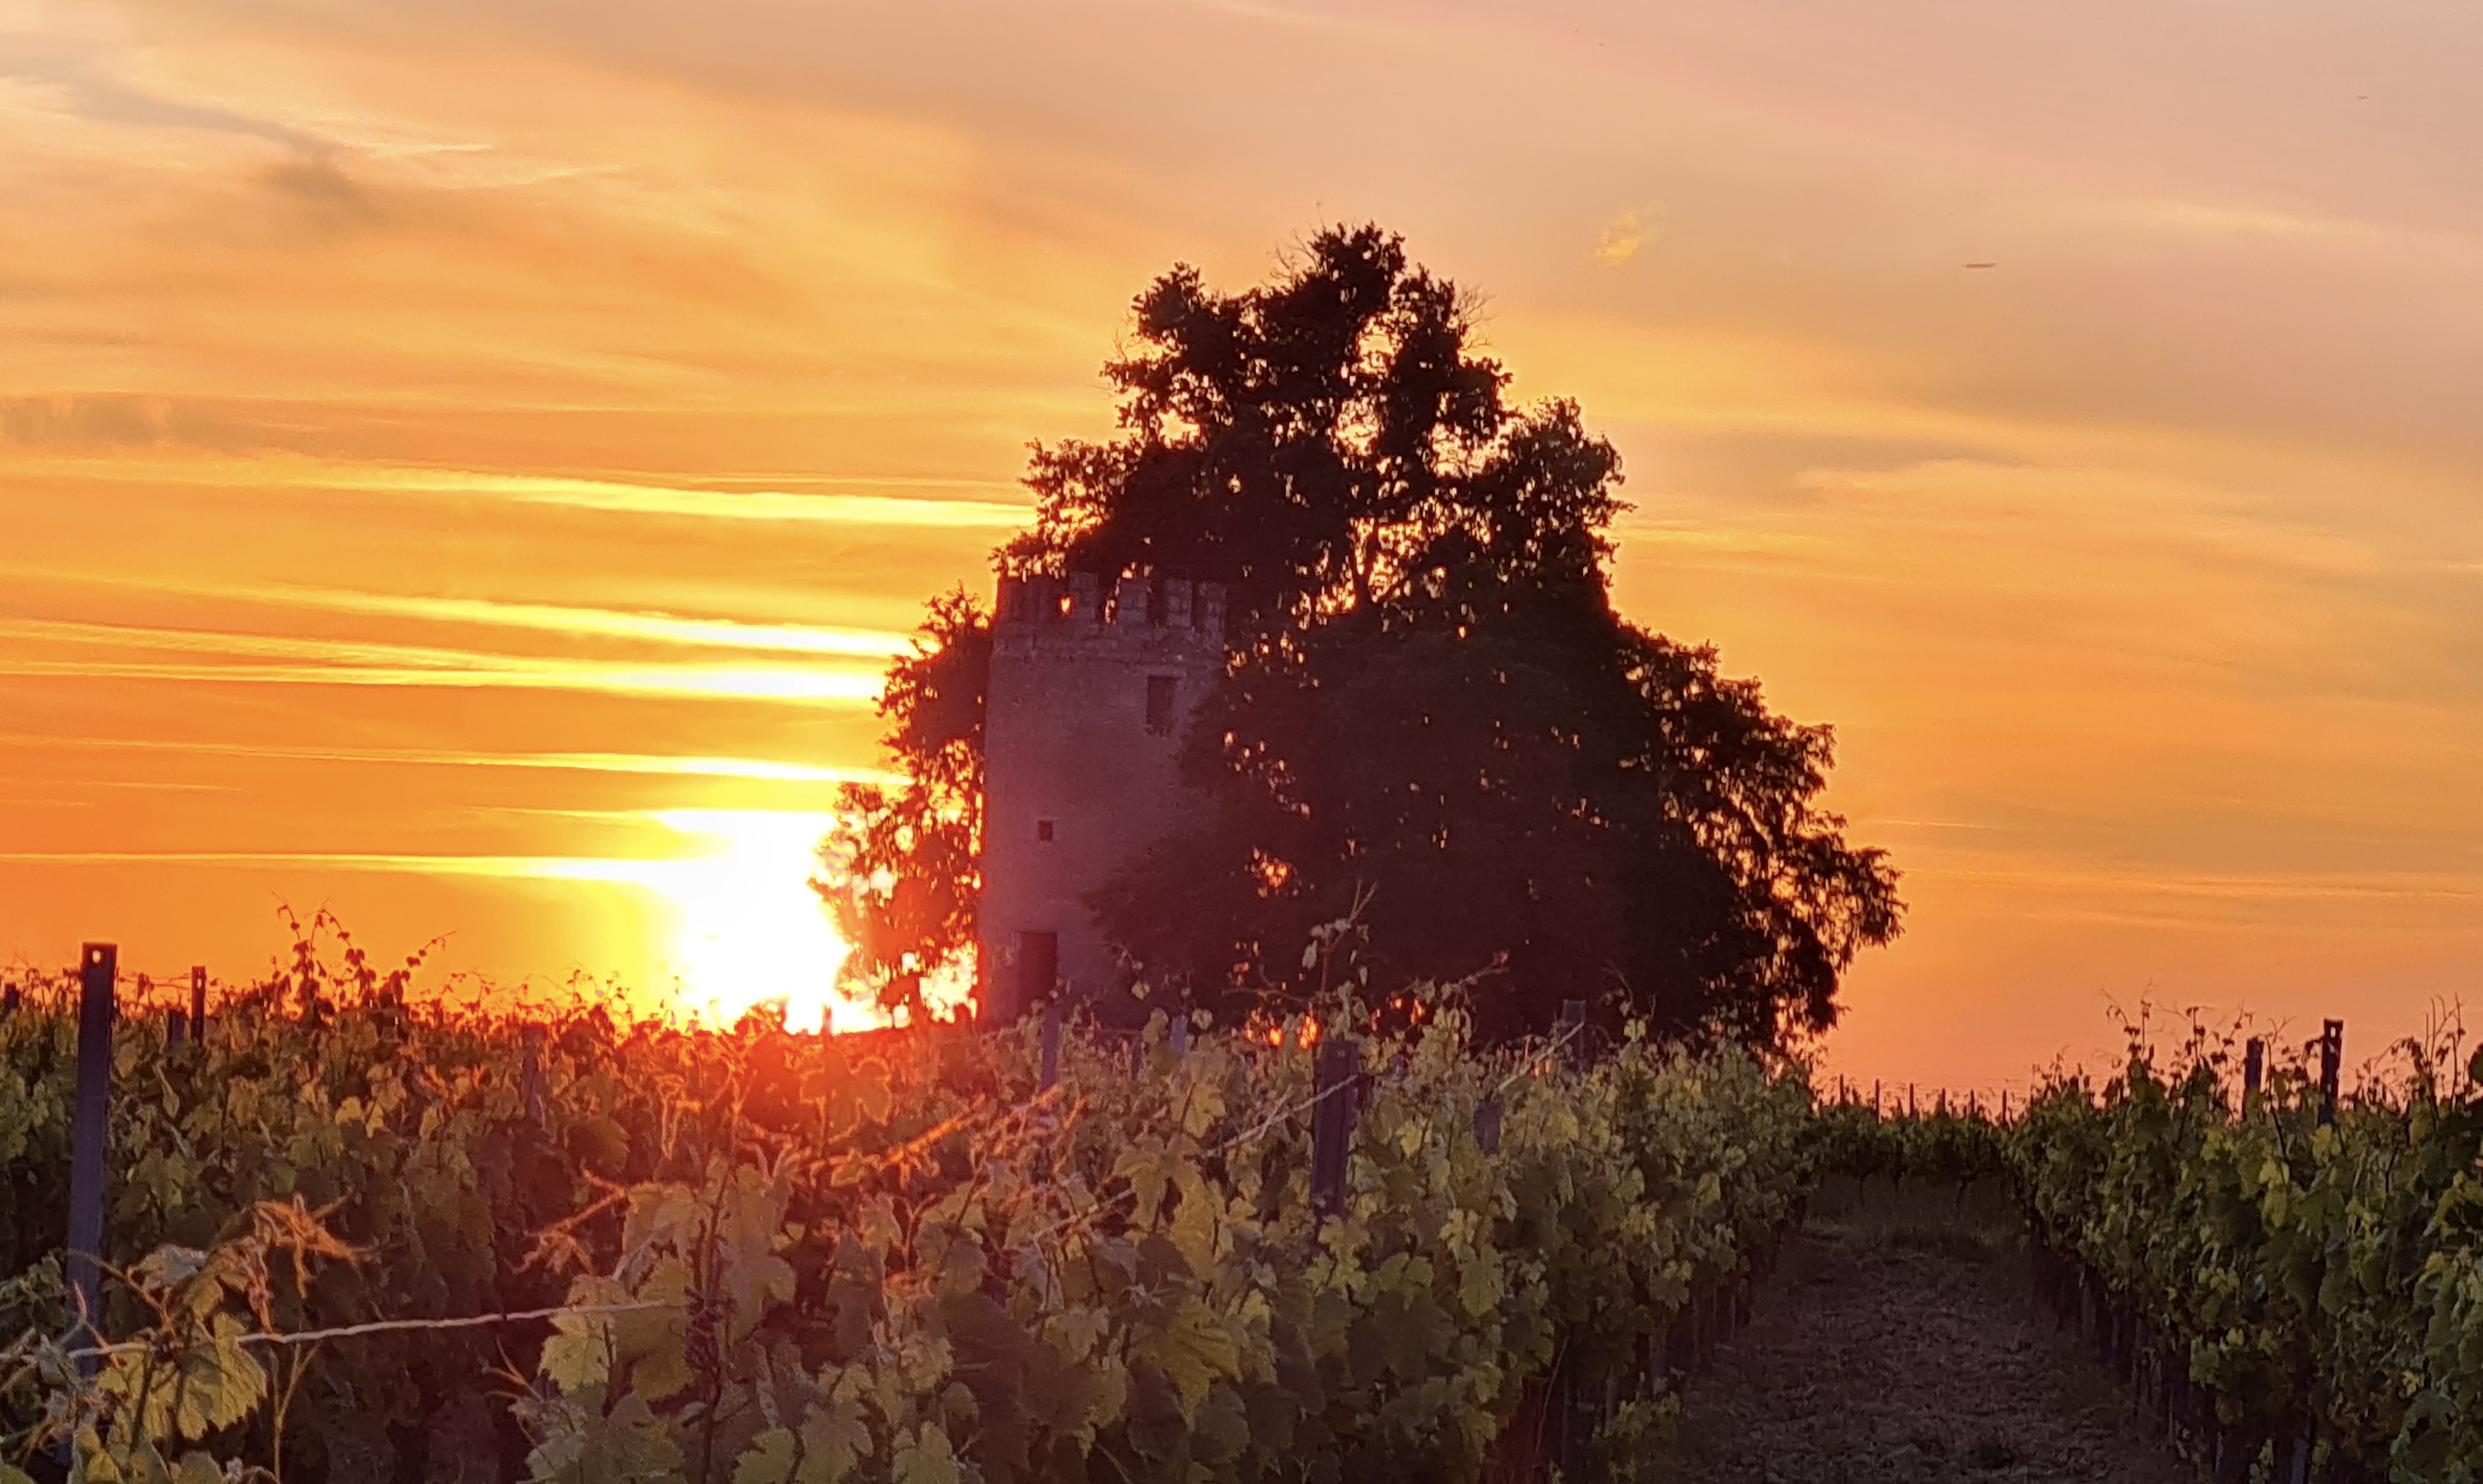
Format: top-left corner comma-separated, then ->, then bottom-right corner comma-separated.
0,934 -> 1815,1483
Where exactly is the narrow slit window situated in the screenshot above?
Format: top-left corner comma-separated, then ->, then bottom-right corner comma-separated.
1145,674 -> 1178,734
1036,819 -> 1055,842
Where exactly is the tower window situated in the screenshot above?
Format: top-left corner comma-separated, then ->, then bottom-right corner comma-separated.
1018,930 -> 1059,1010
1145,674 -> 1178,734
1036,819 -> 1055,842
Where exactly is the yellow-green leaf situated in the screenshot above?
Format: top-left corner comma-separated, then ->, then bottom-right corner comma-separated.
795,1396 -> 869,1484
891,1423 -> 959,1484
1169,1187 -> 1217,1278
734,1427 -> 797,1484
1143,1298 -> 1238,1418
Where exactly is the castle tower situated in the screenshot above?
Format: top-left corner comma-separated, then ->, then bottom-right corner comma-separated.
979,573 -> 1227,1022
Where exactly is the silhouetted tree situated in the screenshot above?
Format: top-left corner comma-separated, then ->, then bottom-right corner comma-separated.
825,225 -> 1902,1046
814,587 -> 988,1020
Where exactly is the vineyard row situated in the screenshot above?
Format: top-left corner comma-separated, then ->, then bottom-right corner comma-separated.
0,938 -> 1807,1484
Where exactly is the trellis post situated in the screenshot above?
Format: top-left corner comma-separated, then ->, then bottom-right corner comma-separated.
68,942 -> 116,1376
1311,1036 -> 1359,1224
2317,1020 -> 2343,1127
520,1026 -> 549,1127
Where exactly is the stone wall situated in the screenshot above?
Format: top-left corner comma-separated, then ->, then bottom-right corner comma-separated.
979,573 -> 1226,1022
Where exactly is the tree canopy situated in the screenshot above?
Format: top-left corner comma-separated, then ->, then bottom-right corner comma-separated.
820,225 -> 1901,1047
816,587 -> 988,1021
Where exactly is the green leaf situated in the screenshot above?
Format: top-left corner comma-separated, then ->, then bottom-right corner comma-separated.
624,1184 -> 706,1255
733,1428 -> 796,1484
1456,1251 -> 1502,1319
71,1427 -> 123,1483
1168,1184 -> 1218,1278
1113,1148 -> 1174,1227
172,1455 -> 224,1484
794,1396 -> 870,1484
890,1422 -> 959,1484
1139,1298 -> 1238,1418
172,1330 -> 269,1439
537,1391 -> 683,1484
543,1325 -> 612,1393
1180,1081 -> 1226,1140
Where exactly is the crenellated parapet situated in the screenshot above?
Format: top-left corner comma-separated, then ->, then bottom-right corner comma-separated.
993,573 -> 1227,657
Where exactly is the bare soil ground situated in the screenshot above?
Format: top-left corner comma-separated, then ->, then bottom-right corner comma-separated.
1657,1185 -> 2195,1484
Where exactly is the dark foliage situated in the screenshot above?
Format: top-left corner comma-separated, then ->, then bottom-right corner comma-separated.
846,224 -> 1901,1046
814,587 -> 990,1018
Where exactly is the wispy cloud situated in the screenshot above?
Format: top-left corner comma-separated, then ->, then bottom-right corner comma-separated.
0,849 -> 672,881
341,467 -> 1036,528
1593,209 -> 1653,267
1911,860 -> 2483,905
0,619 -> 883,703
2,567 -> 915,658
0,733 -> 893,784
206,586 -> 914,658
0,656 -> 881,703
9,456 -> 1035,527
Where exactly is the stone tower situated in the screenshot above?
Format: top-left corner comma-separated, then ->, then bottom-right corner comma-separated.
979,572 -> 1227,1022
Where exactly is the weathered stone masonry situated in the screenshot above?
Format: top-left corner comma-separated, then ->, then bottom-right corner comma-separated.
979,573 -> 1227,1022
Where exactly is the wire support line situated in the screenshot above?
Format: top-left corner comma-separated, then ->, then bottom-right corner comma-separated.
1015,1022 -> 1585,1252
1491,1022 -> 1583,1097
49,1020 -> 1604,1367
63,1301 -> 677,1361
1014,1063 -> 1367,1251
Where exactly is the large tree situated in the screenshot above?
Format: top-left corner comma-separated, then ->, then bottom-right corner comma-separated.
815,587 -> 988,1021
823,225 -> 1901,1046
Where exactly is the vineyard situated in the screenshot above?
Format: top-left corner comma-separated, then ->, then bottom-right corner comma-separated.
7,928 -> 2483,1483
0,930 -> 1809,1484
2013,1025 -> 2483,1483
1797,1022 -> 2483,1484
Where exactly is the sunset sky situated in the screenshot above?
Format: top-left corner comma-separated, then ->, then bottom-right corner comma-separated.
4,0 -> 2479,1082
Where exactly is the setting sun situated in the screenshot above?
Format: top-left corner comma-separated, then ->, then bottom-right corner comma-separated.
600,809 -> 862,1034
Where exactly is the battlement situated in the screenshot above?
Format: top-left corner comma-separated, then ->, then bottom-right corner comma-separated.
993,573 -> 1227,653
979,570 -> 1229,1022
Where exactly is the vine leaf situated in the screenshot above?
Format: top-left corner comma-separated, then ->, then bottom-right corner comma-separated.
1142,1298 -> 1239,1418
890,1422 -> 960,1484
733,1427 -> 796,1484
797,1397 -> 870,1483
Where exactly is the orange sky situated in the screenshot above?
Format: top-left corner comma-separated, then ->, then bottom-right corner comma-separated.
4,0 -> 2480,1081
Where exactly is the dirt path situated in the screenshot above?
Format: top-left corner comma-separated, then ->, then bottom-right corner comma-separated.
1662,1200 -> 2194,1483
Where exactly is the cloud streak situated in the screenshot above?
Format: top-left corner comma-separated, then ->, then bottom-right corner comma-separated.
0,733 -> 892,785
0,618 -> 884,703
340,468 -> 1036,529
3,454 -> 1036,527
2,567 -> 916,658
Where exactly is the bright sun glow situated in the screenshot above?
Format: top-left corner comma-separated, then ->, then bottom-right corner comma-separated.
636,809 -> 869,1034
